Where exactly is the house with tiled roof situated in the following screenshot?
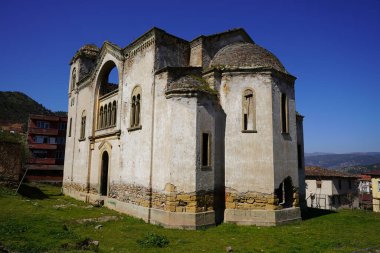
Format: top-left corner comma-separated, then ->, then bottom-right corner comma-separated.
365,171 -> 380,212
305,166 -> 359,210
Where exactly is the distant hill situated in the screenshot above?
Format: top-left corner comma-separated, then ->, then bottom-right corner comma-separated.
0,91 -> 66,130
305,152 -> 380,169
339,163 -> 380,174
305,152 -> 335,157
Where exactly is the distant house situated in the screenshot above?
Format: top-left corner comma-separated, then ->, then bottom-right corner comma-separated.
26,114 -> 67,183
358,174 -> 372,209
365,171 -> 380,212
305,166 -> 358,210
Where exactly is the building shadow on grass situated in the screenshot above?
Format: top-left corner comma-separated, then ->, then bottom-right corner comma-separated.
17,183 -> 49,199
301,208 -> 336,221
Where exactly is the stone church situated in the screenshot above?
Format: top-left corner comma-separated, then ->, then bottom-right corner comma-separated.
63,27 -> 306,228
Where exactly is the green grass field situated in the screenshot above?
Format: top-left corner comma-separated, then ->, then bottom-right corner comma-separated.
0,183 -> 379,253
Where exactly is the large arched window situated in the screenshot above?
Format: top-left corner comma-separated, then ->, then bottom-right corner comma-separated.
130,86 -> 142,128
242,89 -> 256,132
98,61 -> 119,97
80,110 -> 86,140
97,61 -> 119,130
71,68 -> 76,91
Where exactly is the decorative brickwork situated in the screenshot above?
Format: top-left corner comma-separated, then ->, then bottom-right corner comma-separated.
108,183 -> 214,213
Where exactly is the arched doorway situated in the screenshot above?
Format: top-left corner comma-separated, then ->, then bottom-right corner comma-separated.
100,151 -> 109,196
275,176 -> 294,208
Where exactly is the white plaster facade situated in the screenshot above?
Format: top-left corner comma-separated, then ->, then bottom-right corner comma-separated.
63,28 -> 304,228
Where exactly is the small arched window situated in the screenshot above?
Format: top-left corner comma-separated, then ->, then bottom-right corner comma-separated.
71,68 -> 76,91
103,104 -> 108,128
80,110 -> 86,140
107,102 -> 112,127
112,101 -> 117,126
99,106 -> 103,129
242,89 -> 256,132
130,86 -> 142,128
281,93 -> 289,133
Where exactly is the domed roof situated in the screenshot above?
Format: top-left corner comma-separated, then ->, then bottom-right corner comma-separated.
210,42 -> 287,73
78,44 -> 99,57
167,75 -> 205,90
166,75 -> 216,96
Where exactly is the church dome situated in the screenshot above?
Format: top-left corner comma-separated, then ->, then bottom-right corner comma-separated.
166,75 -> 216,96
167,75 -> 205,90
78,44 -> 99,57
210,42 -> 287,73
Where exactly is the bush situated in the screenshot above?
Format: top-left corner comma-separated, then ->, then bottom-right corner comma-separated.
137,232 -> 169,248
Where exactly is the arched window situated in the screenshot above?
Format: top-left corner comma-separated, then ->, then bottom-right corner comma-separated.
130,86 -> 142,128
112,101 -> 117,126
99,106 -> 103,129
242,89 -> 256,132
80,110 -> 86,140
71,68 -> 76,91
107,102 -> 112,127
98,62 -> 119,97
103,104 -> 108,128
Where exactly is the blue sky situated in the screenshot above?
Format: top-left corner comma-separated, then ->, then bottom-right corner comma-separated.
0,0 -> 379,153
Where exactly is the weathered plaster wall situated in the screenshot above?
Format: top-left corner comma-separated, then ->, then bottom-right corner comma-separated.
271,76 -> 298,189
152,71 -> 197,193
220,72 -> 274,194
196,97 -> 217,192
118,43 -> 155,188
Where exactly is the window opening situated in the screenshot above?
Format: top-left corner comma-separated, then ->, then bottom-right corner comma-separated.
80,111 -> 86,139
68,118 -> 72,137
130,86 -> 142,128
201,133 -> 210,167
242,89 -> 255,131
281,93 -> 288,133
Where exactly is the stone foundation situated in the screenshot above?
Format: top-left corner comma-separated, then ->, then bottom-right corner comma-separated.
224,188 -> 301,226
109,183 -> 214,213
224,207 -> 301,226
63,182 -> 301,228
62,182 -> 215,229
225,190 -> 281,210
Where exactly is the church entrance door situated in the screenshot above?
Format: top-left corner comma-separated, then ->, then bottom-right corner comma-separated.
100,151 -> 109,196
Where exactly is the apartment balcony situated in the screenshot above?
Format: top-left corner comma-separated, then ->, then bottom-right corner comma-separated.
28,158 -> 56,165
28,143 -> 57,150
29,127 -> 58,135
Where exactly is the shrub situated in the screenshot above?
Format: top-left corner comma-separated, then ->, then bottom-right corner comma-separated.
137,232 -> 169,248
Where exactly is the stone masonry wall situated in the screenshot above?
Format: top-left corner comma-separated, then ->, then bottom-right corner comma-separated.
226,188 -> 294,211
62,182 -> 99,195
109,183 -> 214,213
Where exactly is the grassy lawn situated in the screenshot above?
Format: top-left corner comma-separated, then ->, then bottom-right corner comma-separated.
1,183 -> 380,253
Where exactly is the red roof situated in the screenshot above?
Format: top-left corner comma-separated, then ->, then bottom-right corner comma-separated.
359,174 -> 371,181
305,166 -> 358,179
365,170 -> 380,177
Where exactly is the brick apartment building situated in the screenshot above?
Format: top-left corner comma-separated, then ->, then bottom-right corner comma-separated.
26,114 -> 67,183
